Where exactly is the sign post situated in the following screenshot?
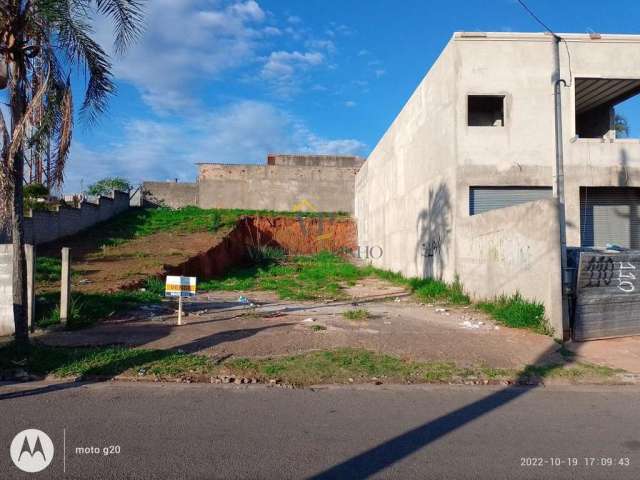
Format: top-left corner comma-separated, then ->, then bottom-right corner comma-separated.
165,276 -> 197,325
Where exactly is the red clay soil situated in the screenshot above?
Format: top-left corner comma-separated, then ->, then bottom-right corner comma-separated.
38,230 -> 228,294
167,216 -> 357,279
38,216 -> 357,294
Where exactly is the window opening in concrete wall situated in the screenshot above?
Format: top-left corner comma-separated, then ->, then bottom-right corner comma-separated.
468,95 -> 505,126
469,186 -> 552,215
575,78 -> 640,139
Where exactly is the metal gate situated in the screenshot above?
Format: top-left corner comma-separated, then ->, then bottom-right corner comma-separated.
573,251 -> 640,341
469,186 -> 552,215
580,187 -> 640,249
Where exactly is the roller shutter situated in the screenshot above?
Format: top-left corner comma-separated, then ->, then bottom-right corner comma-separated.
580,187 -> 640,249
469,186 -> 552,216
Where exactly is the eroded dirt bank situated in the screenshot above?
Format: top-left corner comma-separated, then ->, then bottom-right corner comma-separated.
166,216 -> 357,279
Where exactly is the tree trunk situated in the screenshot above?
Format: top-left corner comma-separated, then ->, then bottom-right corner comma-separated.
10,58 -> 28,344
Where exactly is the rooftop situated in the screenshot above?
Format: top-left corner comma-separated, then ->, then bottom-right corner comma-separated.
453,31 -> 640,43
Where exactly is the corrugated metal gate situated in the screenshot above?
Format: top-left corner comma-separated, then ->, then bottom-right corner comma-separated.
573,251 -> 640,341
469,186 -> 552,215
580,187 -> 640,249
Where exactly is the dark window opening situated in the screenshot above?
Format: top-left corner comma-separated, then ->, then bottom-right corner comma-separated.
469,186 -> 552,215
575,78 -> 640,139
468,95 -> 505,127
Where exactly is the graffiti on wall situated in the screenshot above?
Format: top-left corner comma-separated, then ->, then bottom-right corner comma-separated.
421,236 -> 443,258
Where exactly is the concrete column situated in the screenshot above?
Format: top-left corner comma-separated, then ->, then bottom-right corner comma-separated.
60,247 -> 71,324
25,244 -> 35,332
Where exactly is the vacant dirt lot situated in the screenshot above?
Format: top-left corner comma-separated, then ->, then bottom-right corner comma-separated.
39,230 -> 227,293
39,277 -> 564,370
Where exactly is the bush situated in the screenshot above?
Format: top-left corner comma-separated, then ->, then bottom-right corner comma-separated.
24,182 -> 49,198
86,177 -> 133,196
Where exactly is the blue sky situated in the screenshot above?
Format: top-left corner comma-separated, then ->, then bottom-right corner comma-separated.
64,0 -> 640,192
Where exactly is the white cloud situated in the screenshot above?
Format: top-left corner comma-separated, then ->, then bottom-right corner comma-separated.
306,39 -> 336,53
94,0 -> 268,114
263,26 -> 282,36
375,69 -> 386,78
65,101 -> 366,192
345,100 -> 357,108
260,50 -> 325,96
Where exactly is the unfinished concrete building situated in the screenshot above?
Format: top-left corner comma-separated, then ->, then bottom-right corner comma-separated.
355,32 -> 640,337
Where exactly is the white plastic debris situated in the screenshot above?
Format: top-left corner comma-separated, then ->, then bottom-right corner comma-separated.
494,326 -> 500,330
302,318 -> 315,323
460,320 -> 481,329
435,308 -> 448,313
393,297 -> 401,303
238,296 -> 249,304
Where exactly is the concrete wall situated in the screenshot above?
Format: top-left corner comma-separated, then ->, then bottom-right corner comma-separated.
198,164 -> 359,212
356,32 -> 640,337
267,154 -> 365,168
355,41 -> 458,280
143,181 -> 198,208
0,244 -> 35,337
20,190 -> 130,245
457,199 -> 564,335
0,244 -> 13,335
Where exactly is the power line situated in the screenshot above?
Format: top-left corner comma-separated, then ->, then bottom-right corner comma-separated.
516,0 -> 572,86
516,0 -> 559,38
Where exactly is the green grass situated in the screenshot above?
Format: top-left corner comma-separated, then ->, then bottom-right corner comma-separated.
200,251 -> 470,304
361,266 -> 471,305
310,324 -> 327,332
0,343 -> 209,378
0,344 -> 621,385
35,256 -> 62,282
201,252 -> 470,304
478,293 -> 549,335
200,251 -> 364,300
343,308 -> 370,321
35,284 -> 162,329
89,206 -> 348,246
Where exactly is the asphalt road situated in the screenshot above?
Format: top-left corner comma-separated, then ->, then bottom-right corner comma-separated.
1,381 -> 640,479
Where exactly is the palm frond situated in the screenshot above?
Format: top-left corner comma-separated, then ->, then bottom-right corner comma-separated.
51,5 -> 114,121
95,0 -> 145,55
8,70 -> 49,164
51,80 -> 72,186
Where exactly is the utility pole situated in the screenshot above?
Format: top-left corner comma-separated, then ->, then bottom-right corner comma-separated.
552,35 -> 570,340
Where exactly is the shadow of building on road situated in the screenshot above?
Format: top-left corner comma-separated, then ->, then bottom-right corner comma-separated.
308,342 -> 572,480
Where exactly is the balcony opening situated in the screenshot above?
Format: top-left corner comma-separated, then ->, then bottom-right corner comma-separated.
575,78 -> 640,139
468,95 -> 504,127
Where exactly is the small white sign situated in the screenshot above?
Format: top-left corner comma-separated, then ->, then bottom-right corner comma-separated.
165,276 -> 197,298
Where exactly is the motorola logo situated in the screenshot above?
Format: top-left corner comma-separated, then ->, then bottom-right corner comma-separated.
10,429 -> 54,473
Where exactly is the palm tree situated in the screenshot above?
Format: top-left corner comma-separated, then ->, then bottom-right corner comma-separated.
0,0 -> 144,344
615,113 -> 630,138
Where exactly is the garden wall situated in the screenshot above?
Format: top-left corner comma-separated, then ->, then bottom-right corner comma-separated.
19,190 -> 130,245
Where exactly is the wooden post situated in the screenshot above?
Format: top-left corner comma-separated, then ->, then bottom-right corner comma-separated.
60,247 -> 71,325
25,244 -> 35,332
178,296 -> 183,326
